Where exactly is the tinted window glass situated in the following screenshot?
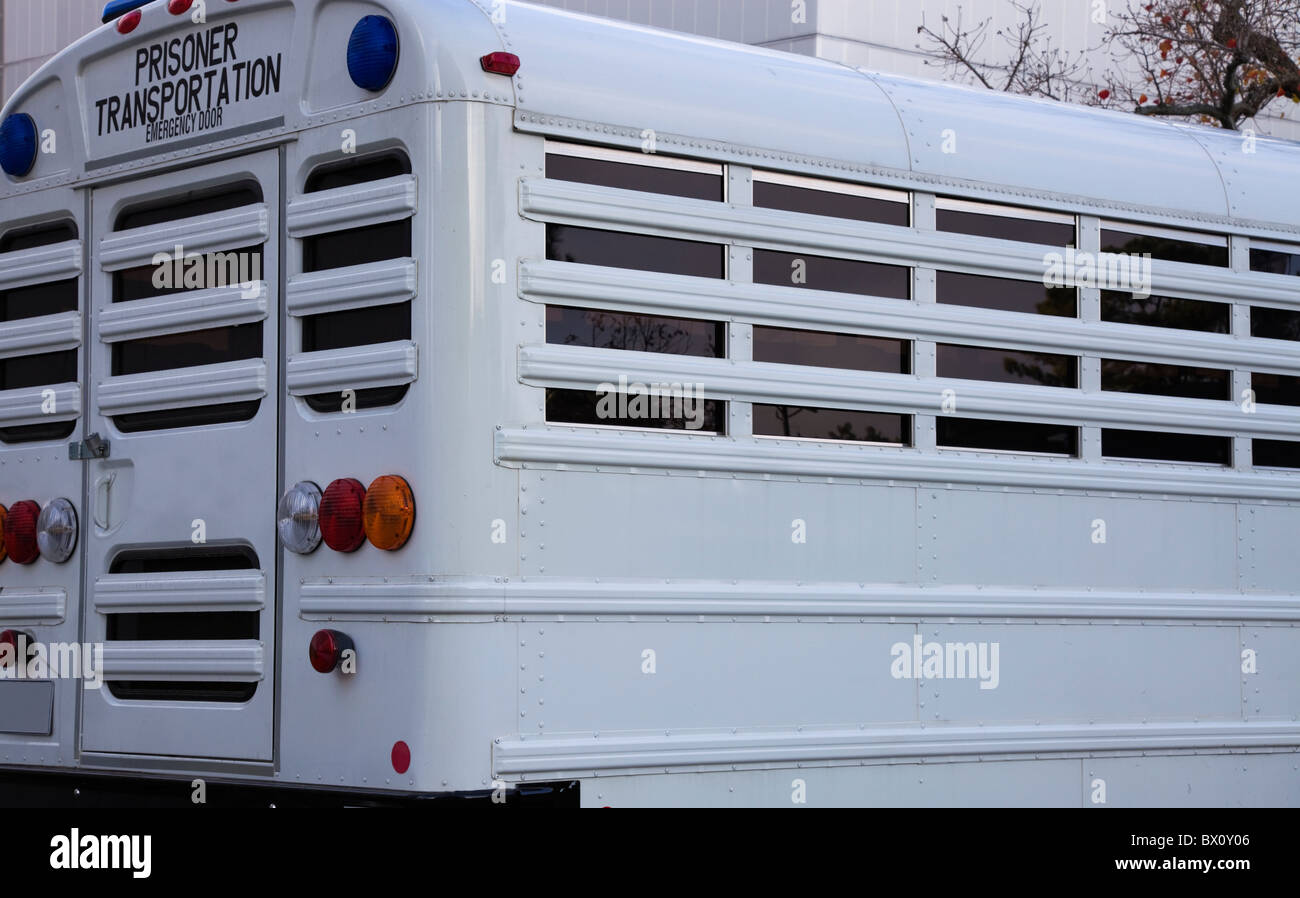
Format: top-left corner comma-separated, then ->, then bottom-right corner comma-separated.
0,421 -> 76,443
753,249 -> 909,299
753,326 -> 908,373
547,153 -> 722,201
1251,306 -> 1300,342
302,303 -> 411,353
302,220 -> 411,273
0,349 -> 77,390
937,417 -> 1077,455
305,153 -> 411,192
113,400 -> 260,433
1251,372 -> 1300,407
546,388 -> 724,432
1102,429 -> 1230,464
755,180 -> 908,227
1254,439 -> 1300,468
1101,359 -> 1230,400
937,271 -> 1076,317
937,344 -> 1077,388
546,306 -> 723,357
1101,291 -> 1229,333
113,324 -> 262,376
1250,248 -> 1300,276
305,386 -> 410,414
754,404 -> 910,444
0,221 -> 76,250
938,206 -> 1075,246
118,184 -> 261,230
546,225 -> 724,279
1101,228 -> 1228,267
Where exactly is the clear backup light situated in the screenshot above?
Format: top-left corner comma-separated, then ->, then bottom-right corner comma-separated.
278,481 -> 323,554
36,498 -> 78,563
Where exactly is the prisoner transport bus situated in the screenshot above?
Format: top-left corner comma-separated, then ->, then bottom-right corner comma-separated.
0,0 -> 1298,808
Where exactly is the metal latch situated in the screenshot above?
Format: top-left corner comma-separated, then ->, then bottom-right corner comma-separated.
69,433 -> 110,460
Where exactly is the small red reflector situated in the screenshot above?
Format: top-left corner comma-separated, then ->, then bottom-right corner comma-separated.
0,630 -> 21,669
480,52 -> 521,76
117,9 -> 142,34
168,0 -> 194,14
308,628 -> 354,673
3,500 -> 40,565
319,478 -> 367,552
391,741 -> 411,774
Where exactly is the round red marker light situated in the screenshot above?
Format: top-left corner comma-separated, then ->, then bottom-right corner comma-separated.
308,628 -> 354,673
168,0 -> 194,14
391,741 -> 410,774
319,478 -> 367,552
3,500 -> 40,565
117,10 -> 142,34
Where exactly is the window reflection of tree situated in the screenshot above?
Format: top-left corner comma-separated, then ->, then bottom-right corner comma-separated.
560,309 -> 717,356
1001,352 -> 1076,387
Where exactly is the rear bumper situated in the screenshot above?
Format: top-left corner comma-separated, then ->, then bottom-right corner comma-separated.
0,768 -> 578,807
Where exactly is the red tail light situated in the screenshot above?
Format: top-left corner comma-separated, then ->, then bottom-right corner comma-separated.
117,9 -> 142,34
319,478 -> 367,552
3,500 -> 40,565
480,52 -> 521,76
309,629 -> 354,673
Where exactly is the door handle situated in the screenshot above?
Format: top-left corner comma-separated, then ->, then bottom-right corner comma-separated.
93,472 -> 116,531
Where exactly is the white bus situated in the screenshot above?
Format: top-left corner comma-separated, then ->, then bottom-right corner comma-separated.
0,0 -> 1297,807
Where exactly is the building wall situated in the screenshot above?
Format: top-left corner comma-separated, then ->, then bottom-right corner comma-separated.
4,0 -> 1297,140
2,0 -> 103,104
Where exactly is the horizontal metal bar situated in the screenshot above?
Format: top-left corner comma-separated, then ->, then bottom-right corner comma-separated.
518,342 -> 1300,438
493,721 -> 1300,777
0,240 -> 81,291
286,340 -> 417,395
297,575 -> 1300,621
286,258 -> 417,317
96,359 -> 266,416
0,588 -> 66,624
520,259 -> 1300,376
98,205 -> 268,271
0,310 -> 81,360
97,282 -> 269,343
94,571 -> 266,614
99,641 -> 263,681
520,178 -> 1300,308
494,426 -> 1300,502
286,175 -> 417,238
0,382 -> 80,427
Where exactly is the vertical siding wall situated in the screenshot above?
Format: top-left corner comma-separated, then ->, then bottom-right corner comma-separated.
2,0 -> 101,103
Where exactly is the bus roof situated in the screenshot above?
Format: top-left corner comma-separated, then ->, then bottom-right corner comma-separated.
2,0 -> 1297,237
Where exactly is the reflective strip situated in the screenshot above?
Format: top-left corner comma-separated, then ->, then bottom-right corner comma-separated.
98,205 -> 268,271
99,641 -> 263,682
94,571 -> 266,614
0,588 -> 67,624
520,177 -> 1300,308
286,258 -> 416,317
98,282 -> 269,342
0,382 -> 80,427
285,340 -> 417,395
0,310 -> 80,360
519,259 -> 1300,376
286,175 -> 416,238
97,359 -> 266,415
0,240 -> 80,291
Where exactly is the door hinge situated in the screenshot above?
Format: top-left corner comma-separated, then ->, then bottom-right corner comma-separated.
69,433 -> 110,460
